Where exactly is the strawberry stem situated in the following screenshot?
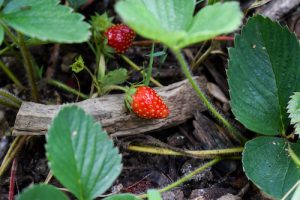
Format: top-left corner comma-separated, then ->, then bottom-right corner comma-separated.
138,158 -> 222,199
127,145 -> 243,158
144,43 -> 155,86
102,84 -> 128,93
171,48 -> 246,144
121,55 -> 163,87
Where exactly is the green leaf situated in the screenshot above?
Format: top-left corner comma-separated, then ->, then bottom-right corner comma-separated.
104,194 -> 141,200
68,0 -> 87,10
46,105 -> 122,200
2,0 -> 91,43
147,189 -> 162,200
17,184 -> 68,200
178,2 -> 242,48
115,0 -> 242,49
102,68 -> 128,86
288,93 -> 300,135
0,26 -> 4,46
242,137 -> 300,199
228,15 -> 300,135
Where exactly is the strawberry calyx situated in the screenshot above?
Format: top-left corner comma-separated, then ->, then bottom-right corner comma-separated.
124,86 -> 137,112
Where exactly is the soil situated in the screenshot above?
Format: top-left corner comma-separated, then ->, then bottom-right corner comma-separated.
1,0 -> 299,199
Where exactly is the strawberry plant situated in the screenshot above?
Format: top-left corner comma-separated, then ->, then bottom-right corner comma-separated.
228,15 -> 300,199
114,0 -> 300,199
115,0 -> 246,143
0,0 -> 90,102
4,0 -> 300,199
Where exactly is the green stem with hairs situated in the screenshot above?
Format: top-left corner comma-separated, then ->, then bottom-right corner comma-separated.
138,158 -> 221,199
126,145 -> 243,159
171,48 -> 246,144
121,54 -> 163,87
288,144 -> 300,167
0,98 -> 19,109
191,44 -> 213,71
102,84 -> 127,94
0,60 -> 24,90
18,33 -> 39,102
0,136 -> 30,177
0,89 -> 22,106
47,79 -> 88,99
0,21 -> 18,44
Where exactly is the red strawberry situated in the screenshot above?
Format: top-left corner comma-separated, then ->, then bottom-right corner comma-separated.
104,24 -> 136,54
125,86 -> 169,119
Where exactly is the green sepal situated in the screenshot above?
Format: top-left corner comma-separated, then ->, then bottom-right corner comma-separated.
124,87 -> 137,111
70,55 -> 86,73
90,12 -> 113,33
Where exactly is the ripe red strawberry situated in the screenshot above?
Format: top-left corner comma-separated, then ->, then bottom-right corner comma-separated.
104,24 -> 136,54
125,86 -> 169,119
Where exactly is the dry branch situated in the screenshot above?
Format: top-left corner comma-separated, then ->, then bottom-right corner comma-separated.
257,0 -> 300,20
13,77 -> 207,136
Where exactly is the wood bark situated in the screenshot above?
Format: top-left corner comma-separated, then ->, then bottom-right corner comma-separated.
257,0 -> 300,20
13,77 -> 207,137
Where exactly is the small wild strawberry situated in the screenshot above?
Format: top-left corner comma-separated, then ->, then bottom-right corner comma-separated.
104,24 -> 136,54
125,86 -> 169,119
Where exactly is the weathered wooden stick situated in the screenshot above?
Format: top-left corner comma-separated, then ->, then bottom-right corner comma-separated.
257,0 -> 300,20
13,77 -> 207,136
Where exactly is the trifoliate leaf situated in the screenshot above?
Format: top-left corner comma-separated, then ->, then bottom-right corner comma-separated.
2,0 -> 91,43
288,92 -> 300,135
115,0 -> 242,49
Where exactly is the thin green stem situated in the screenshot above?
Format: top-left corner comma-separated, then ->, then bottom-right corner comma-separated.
191,45 -> 213,71
102,84 -> 127,94
127,145 -> 243,158
138,158 -> 221,199
0,98 -> 19,109
288,144 -> 300,167
144,43 -> 155,86
121,55 -> 163,87
0,89 -> 22,106
84,66 -> 101,94
0,21 -> 18,44
18,33 -> 39,102
171,48 -> 246,144
47,79 -> 88,99
0,136 -> 30,177
0,46 -> 12,56
0,60 -> 25,90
